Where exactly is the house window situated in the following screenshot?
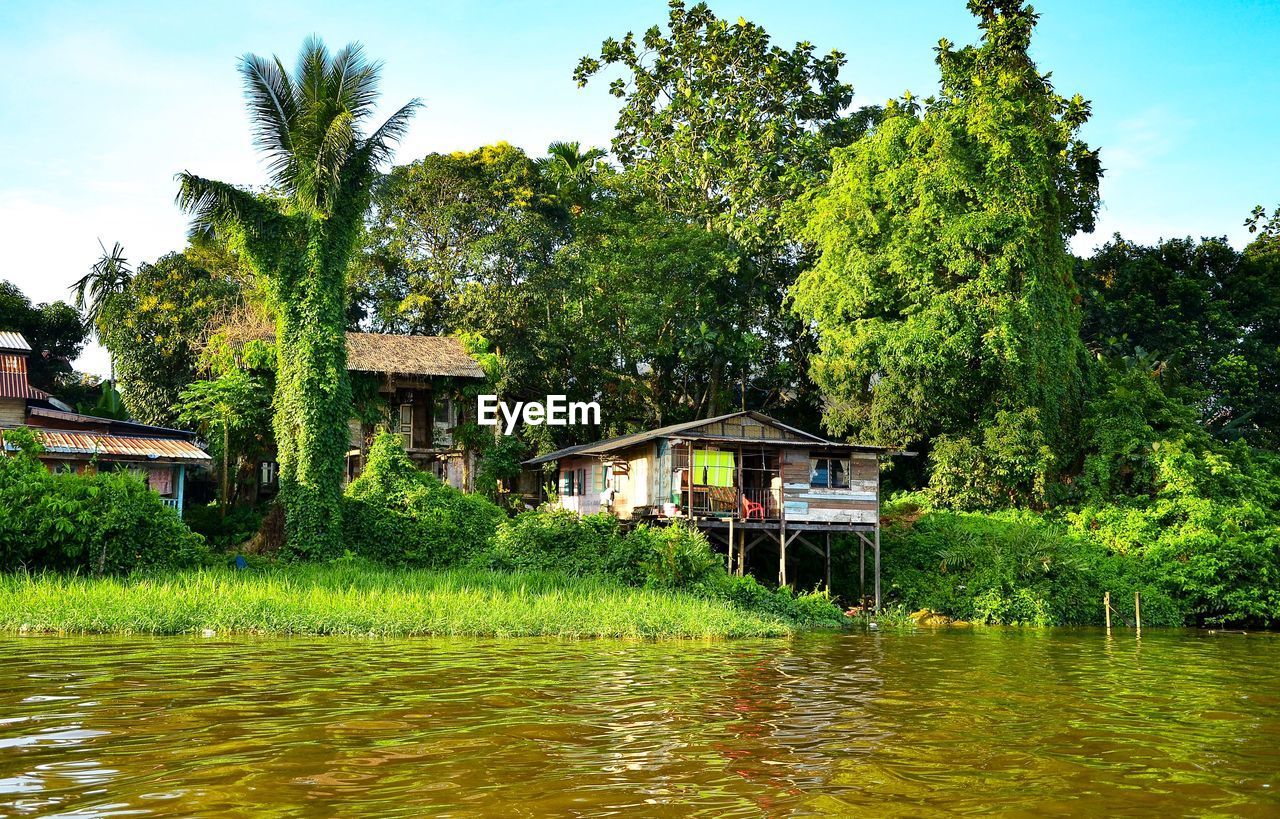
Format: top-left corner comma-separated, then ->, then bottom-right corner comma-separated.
398,403 -> 414,450
810,456 -> 850,489
561,469 -> 575,497
260,460 -> 279,487
433,397 -> 454,448
577,468 -> 586,496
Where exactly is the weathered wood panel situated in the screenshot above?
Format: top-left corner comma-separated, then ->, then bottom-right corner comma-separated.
0,398 -> 24,427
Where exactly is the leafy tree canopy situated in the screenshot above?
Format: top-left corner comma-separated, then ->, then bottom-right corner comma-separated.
792,0 -> 1102,499
97,243 -> 244,427
575,0 -> 863,247
1079,228 -> 1280,447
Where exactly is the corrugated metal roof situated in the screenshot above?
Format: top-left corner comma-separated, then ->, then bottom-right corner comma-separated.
524,411 -> 890,465
0,331 -> 31,352
0,353 -> 33,399
26,406 -> 198,439
2,428 -> 212,463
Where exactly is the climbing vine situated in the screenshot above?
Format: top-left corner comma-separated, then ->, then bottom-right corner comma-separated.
176,38 -> 418,557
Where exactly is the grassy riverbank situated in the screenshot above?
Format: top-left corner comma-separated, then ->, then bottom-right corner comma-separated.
0,564 -> 801,639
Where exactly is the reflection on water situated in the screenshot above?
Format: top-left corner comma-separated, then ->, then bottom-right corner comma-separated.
0,630 -> 1276,817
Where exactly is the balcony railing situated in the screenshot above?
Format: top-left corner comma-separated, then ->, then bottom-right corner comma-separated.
682,486 -> 781,520
159,498 -> 181,510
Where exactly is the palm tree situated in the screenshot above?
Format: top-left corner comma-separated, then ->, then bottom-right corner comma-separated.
536,141 -> 607,207
176,38 -> 419,557
69,239 -> 132,383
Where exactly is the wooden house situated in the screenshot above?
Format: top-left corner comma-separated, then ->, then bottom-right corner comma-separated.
339,332 -> 487,489
227,328 -> 488,494
525,411 -> 898,608
0,331 -> 210,509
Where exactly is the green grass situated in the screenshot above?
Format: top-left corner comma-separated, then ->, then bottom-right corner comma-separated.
0,564 -> 794,639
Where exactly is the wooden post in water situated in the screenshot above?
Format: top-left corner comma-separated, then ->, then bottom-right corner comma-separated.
1135,591 -> 1141,635
1104,591 -> 1111,634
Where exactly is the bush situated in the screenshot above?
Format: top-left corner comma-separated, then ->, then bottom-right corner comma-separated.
878,504 -> 1183,626
627,523 -> 721,590
183,504 -> 267,551
481,510 -> 720,590
698,573 -> 847,628
0,429 -> 206,573
341,432 -> 505,567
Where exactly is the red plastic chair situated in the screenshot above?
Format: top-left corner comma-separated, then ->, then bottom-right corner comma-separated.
741,494 -> 765,520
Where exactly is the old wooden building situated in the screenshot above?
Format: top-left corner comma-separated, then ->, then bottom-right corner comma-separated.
228,328 -> 489,494
526,411 -> 896,608
339,332 -> 487,489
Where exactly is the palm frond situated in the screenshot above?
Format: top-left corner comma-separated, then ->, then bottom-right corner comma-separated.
362,99 -> 422,167
175,173 -> 266,238
328,42 -> 380,122
239,53 -> 298,188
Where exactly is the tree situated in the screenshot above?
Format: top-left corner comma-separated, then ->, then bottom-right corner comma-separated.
176,38 -> 419,556
574,0 -> 859,246
70,240 -> 133,382
0,280 -> 90,394
177,370 -> 271,514
575,1 -> 870,418
357,143 -> 563,338
96,246 -> 244,427
791,0 -> 1101,501
535,141 -> 607,209
77,381 -> 130,421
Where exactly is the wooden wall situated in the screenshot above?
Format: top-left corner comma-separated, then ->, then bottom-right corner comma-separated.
780,449 -> 879,524
0,398 -> 24,427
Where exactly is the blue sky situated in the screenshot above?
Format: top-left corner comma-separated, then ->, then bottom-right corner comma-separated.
1,0 -> 1276,374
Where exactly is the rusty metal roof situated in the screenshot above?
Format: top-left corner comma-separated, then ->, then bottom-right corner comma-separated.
2,427 -> 212,463
0,353 -> 35,400
26,406 -> 197,439
0,332 -> 31,353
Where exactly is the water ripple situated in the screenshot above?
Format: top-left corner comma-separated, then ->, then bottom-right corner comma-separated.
0,630 -> 1276,816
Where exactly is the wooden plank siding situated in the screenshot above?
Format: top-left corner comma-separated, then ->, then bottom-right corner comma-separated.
780,449 -> 879,524
0,398 -> 24,427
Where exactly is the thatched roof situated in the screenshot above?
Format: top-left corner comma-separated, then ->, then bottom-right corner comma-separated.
344,333 -> 485,378
220,324 -> 485,379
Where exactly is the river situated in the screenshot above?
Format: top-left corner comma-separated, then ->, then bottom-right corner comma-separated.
0,629 -> 1276,816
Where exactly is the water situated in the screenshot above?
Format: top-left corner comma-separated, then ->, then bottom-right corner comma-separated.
0,630 -> 1276,817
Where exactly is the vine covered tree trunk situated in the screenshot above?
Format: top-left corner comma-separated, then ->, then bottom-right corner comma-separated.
271,233 -> 354,558
176,38 -> 418,557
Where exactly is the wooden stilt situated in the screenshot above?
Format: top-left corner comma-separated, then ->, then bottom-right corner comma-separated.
1104,591 -> 1111,634
737,528 -> 745,576
873,525 -> 881,613
1135,591 -> 1141,635
860,537 -> 866,608
728,515 -> 735,574
824,532 -> 831,592
779,517 -> 788,587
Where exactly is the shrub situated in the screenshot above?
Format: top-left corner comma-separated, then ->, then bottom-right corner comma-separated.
698,573 -> 847,628
629,523 -> 721,590
183,504 -> 267,551
342,432 -> 505,567
0,429 -> 206,573
879,504 -> 1184,626
482,509 -> 635,577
